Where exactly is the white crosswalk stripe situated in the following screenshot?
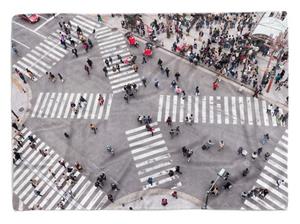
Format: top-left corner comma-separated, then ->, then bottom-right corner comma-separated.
13,127 -> 107,210
31,92 -> 112,120
125,123 -> 182,190
241,131 -> 288,210
157,95 -> 285,127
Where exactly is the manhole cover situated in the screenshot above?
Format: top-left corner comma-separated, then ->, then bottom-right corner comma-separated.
19,107 -> 24,112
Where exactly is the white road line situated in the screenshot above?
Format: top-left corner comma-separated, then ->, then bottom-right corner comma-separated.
34,14 -> 58,31
27,53 -> 51,69
179,97 -> 185,122
202,96 -> 207,123
17,60 -> 41,77
75,15 -> 101,27
71,93 -> 81,119
63,93 -> 75,118
108,70 -> 134,80
98,33 -> 123,42
268,159 -> 287,174
244,200 -> 260,210
12,21 -> 47,39
209,96 -> 214,123
278,141 -> 288,150
260,172 -> 288,193
261,100 -> 270,126
125,122 -> 158,135
40,43 -> 64,58
44,92 -> 56,118
252,196 -> 275,210
76,93 -> 87,119
133,147 -> 169,161
216,96 -> 222,124
271,113 -> 278,127
264,166 -> 287,182
271,153 -> 287,166
44,40 -> 68,54
100,45 -> 126,54
110,73 -> 139,84
135,154 -> 171,168
97,94 -> 106,119
104,94 -> 113,120
127,128 -> 160,141
37,92 -> 50,118
35,46 -> 59,61
111,78 -> 141,89
131,140 -> 165,154
157,95 -> 164,122
12,38 -> 30,49
140,167 -> 174,182
231,96 -> 237,124
73,17 -> 95,31
254,98 -> 262,126
246,97 -> 253,125
275,147 -> 287,158
31,92 -> 44,117
172,95 -> 178,122
101,49 -> 130,58
129,134 -> 163,148
194,96 -> 199,123
85,190 -> 103,209
22,56 -> 47,73
138,162 -> 172,176
56,93 -> 69,118
238,97 -> 245,125
80,187 -> 97,206
282,135 -> 288,143
70,21 -> 93,34
91,94 -> 99,119
84,93 -> 94,119
164,95 -> 171,122
224,96 -> 229,124
256,179 -> 288,202
98,37 -> 125,46
265,195 -> 286,209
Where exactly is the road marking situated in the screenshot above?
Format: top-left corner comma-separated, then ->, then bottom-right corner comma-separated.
253,98 -> 261,126
164,95 -> 171,122
179,97 -> 185,122
238,97 -> 245,125
131,140 -> 165,154
202,96 -> 206,123
261,100 -> 270,126
110,78 -> 141,89
34,14 -> 58,31
271,153 -> 287,166
231,96 -> 237,124
157,95 -> 163,122
37,92 -> 50,118
172,95 -> 178,122
71,93 -> 81,119
17,60 -> 41,77
216,96 -> 221,124
224,96 -> 229,124
256,179 -> 288,202
133,147 -> 168,161
246,97 -> 253,125
187,95 -> 192,117
98,37 -> 125,46
252,195 -> 275,210
77,93 -> 87,119
63,93 -> 75,118
12,21 -> 47,39
244,200 -> 260,210
98,94 -> 106,119
110,73 -> 139,84
12,38 -> 30,49
75,15 -> 101,27
85,190 -> 103,209
138,162 -> 172,176
31,92 -> 44,117
56,93 -> 69,118
140,167 -> 175,182
209,96 -> 214,123
264,166 -> 287,182
104,94 -> 113,120
271,113 -> 278,127
125,122 -> 158,135
40,42 -> 64,58
282,135 -> 288,142
22,56 -> 47,73
84,93 -> 94,119
91,93 -> 99,119
129,134 -> 163,148
27,53 -> 51,69
44,92 -> 56,118
275,147 -> 287,158
260,172 -> 288,193
44,40 -> 68,54
268,159 -> 287,174
73,17 -> 95,31
135,154 -> 171,168
50,93 -> 62,118
35,46 -> 60,61
127,128 -> 160,141
194,96 -> 199,123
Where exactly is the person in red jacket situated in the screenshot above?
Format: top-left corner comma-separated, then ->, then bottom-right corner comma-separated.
213,81 -> 219,90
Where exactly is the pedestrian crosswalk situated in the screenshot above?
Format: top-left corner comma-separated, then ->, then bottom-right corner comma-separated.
95,24 -> 142,94
125,123 -> 182,190
12,15 -> 96,81
241,129 -> 288,210
157,95 -> 286,127
13,127 -> 108,210
31,92 -> 113,120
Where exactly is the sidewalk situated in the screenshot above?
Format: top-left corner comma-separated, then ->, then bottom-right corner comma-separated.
102,14 -> 288,111
11,72 -> 32,126
105,188 -> 202,210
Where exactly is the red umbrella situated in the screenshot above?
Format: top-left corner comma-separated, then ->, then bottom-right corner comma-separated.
144,48 -> 152,56
128,36 -> 136,45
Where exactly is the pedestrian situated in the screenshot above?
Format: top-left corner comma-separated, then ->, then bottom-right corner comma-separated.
147,177 -> 153,186
103,66 -> 108,77
141,76 -> 147,87
273,106 -> 279,117
79,95 -> 87,108
48,168 -> 56,178
158,58 -> 163,69
154,79 -> 159,88
98,94 -> 104,105
175,165 -> 182,174
72,48 -> 78,57
186,149 -> 193,162
165,67 -> 170,78
251,151 -> 258,160
87,58 -> 93,68
109,56 -> 113,64
195,86 -> 200,96
161,198 -> 168,206
13,151 -> 22,164
182,146 -> 188,157
166,116 -> 172,126
242,168 -> 249,177
30,178 -> 39,188
132,63 -> 138,72
218,140 -> 224,151
168,170 -> 174,177
84,64 -> 90,75
97,14 -> 102,22
112,66 -> 117,73
124,94 -> 129,103
182,90 -> 186,100
257,147 -> 263,156
116,64 -> 120,72
107,194 -> 114,203
276,179 -> 285,189
90,123 -> 97,134
57,73 -> 64,83
117,54 -> 123,63
59,159 -> 66,168
16,70 -> 27,84
111,183 -> 120,191
28,135 -> 36,143
253,87 -> 259,98
171,191 -> 178,199
264,152 -> 271,161
34,190 -> 43,197
12,122 -> 20,131
175,72 -> 180,81
213,81 -> 219,90
64,132 -> 70,138
142,56 -> 147,64
105,58 -> 110,67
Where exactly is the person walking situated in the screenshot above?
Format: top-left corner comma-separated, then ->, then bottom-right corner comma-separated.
12,122 -> 20,131
57,73 -> 64,83
90,123 -> 97,134
175,72 -> 180,81
165,67 -> 170,78
107,194 -> 114,203
79,95 -> 87,108
141,77 -> 147,87
253,87 -> 259,98
195,86 -> 200,96
105,58 -> 110,67
147,177 -> 153,186
124,94 -> 129,103
142,56 -> 147,64
58,159 -> 66,168
154,79 -> 159,88
102,66 -> 108,77
64,132 -> 70,138
166,116 -> 172,126
34,190 -> 43,197
242,168 -> 249,177
117,54 -> 123,63
213,81 -> 219,90
251,151 -> 258,160
116,63 -> 121,72
175,165 -> 182,174
276,179 -> 285,189
84,64 -> 90,75
87,58 -> 93,68
218,140 -> 224,151
186,149 -> 193,162
158,58 -> 163,69
98,94 -> 104,105
72,48 -> 78,57
264,152 -> 271,161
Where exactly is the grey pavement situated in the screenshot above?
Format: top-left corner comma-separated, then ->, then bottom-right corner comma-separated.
11,13 -> 288,210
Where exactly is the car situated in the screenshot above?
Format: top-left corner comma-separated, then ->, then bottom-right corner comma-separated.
20,14 -> 40,23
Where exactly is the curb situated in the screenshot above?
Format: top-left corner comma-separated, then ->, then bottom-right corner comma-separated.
105,188 -> 202,210
102,20 -> 288,112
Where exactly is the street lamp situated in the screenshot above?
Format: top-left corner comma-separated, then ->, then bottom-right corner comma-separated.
202,168 -> 226,209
